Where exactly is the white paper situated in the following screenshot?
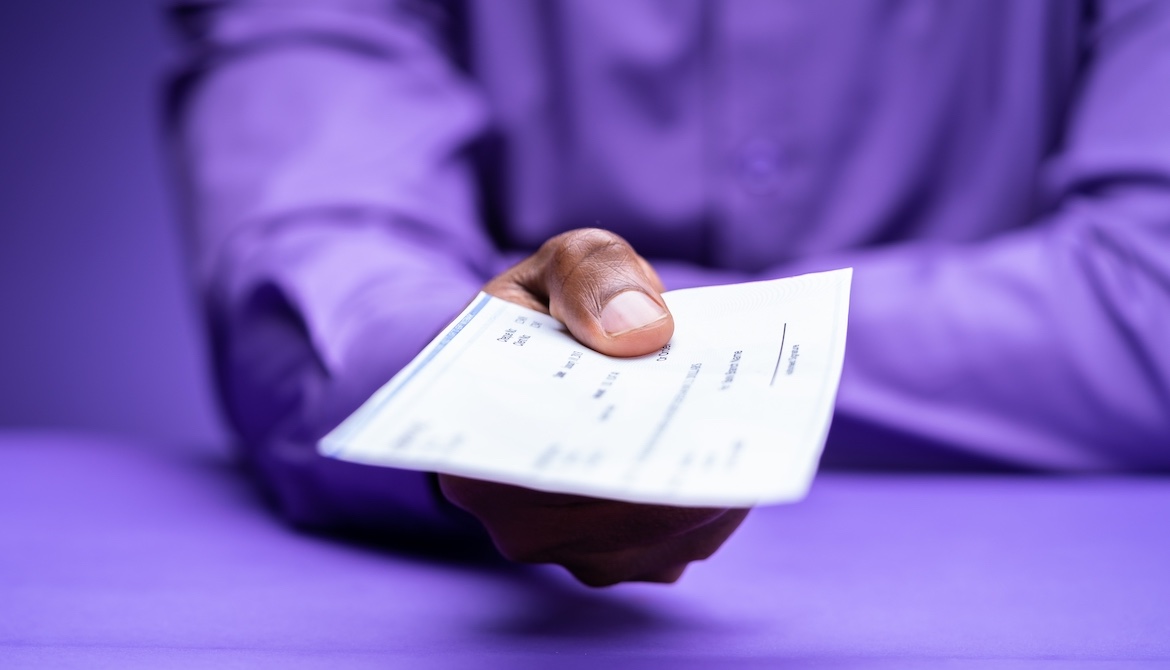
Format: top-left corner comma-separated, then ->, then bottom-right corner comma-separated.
319,268 -> 852,507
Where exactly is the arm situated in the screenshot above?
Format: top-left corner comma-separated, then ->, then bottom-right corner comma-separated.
818,0 -> 1170,471
649,1 -> 1170,472
169,3 -> 748,584
168,0 -> 499,532
753,0 -> 1170,471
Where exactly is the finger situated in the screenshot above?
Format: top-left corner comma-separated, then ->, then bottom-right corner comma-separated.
439,474 -> 737,558
563,509 -> 750,587
567,558 -> 688,588
440,474 -> 751,587
524,228 -> 675,358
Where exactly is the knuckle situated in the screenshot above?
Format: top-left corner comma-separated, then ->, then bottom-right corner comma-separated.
565,560 -> 625,588
491,532 -> 559,564
689,543 -> 721,562
544,229 -> 642,298
561,227 -> 625,249
497,544 -> 542,564
548,229 -> 629,268
573,570 -> 623,588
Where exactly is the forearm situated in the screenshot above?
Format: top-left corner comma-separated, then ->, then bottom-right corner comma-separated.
170,0 -> 495,531
779,205 -> 1170,472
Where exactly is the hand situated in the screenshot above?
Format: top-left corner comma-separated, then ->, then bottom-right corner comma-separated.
438,229 -> 750,586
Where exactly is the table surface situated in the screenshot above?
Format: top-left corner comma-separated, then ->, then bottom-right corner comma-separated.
1,431 -> 1168,669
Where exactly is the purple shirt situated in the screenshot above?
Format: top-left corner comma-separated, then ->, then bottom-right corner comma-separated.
170,0 -> 1170,531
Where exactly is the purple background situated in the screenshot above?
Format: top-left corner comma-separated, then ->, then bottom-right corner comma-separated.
1,6 -> 1168,663
0,0 -> 224,446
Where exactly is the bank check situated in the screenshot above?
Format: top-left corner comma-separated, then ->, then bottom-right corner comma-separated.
320,268 -> 852,507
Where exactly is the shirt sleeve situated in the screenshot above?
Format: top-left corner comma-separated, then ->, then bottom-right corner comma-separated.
790,0 -> 1170,472
653,1 -> 1170,472
168,0 -> 499,532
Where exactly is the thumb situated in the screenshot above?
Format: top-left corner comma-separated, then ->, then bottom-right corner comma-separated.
520,229 -> 674,358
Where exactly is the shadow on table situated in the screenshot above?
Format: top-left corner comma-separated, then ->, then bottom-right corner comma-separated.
192,447 -> 709,640
477,579 -> 714,640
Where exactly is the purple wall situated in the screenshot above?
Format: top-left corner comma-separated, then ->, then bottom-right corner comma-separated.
0,0 -> 225,447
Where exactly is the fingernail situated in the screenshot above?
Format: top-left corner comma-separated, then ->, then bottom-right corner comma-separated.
601,291 -> 667,335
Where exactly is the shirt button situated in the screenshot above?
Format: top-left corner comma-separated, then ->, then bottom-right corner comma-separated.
734,137 -> 786,196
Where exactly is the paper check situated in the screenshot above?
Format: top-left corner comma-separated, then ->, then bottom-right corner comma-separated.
320,268 -> 852,507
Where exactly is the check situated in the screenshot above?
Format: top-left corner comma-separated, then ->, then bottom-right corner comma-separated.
320,268 -> 852,507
